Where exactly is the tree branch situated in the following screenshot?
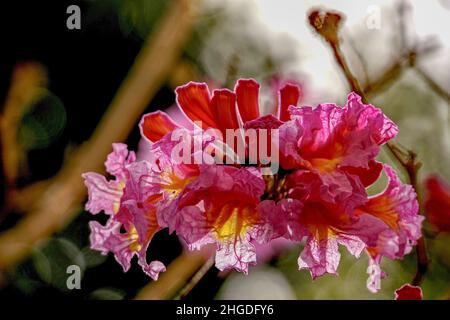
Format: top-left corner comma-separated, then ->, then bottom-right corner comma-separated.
135,248 -> 212,300
0,0 -> 196,270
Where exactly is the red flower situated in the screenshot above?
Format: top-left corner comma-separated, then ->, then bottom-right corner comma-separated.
395,284 -> 423,300
425,175 -> 450,233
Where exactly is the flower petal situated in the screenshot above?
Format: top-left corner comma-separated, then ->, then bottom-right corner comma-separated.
82,172 -> 123,215
211,89 -> 239,133
425,175 -> 450,233
175,82 -> 216,128
395,284 -> 423,300
298,237 -> 340,279
342,160 -> 383,187
279,83 -> 300,122
235,78 -> 260,123
139,111 -> 180,143
105,143 -> 136,179
139,259 -> 166,281
215,234 -> 256,274
366,255 -> 384,293
346,92 -> 398,145
89,220 -> 134,272
362,165 -> 422,258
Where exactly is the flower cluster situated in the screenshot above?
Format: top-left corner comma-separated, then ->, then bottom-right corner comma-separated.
83,79 -> 423,291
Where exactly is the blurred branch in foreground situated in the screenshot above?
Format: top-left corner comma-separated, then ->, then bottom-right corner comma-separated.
0,63 -> 47,196
0,0 -> 196,271
135,248 -> 212,300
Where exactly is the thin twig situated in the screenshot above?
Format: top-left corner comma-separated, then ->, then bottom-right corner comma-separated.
346,34 -> 370,86
414,66 -> 450,105
0,63 -> 47,190
0,0 -> 195,270
135,248 -> 212,300
363,43 -> 440,98
174,255 -> 215,300
330,42 -> 366,102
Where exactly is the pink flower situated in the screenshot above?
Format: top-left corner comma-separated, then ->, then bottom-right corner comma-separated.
174,165 -> 280,274
143,130 -> 201,231
274,92 -> 419,292
395,284 -> 423,300
266,169 -> 386,279
83,143 -> 135,215
279,93 -> 397,187
83,144 -> 166,280
261,164 -> 420,291
360,165 -> 423,292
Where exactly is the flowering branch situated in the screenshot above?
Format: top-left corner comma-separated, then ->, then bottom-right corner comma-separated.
174,255 -> 216,300
308,7 -> 429,286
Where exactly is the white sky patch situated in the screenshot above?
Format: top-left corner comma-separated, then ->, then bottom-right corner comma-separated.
249,0 -> 449,103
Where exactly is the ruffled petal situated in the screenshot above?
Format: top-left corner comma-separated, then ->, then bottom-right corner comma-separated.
215,234 -> 257,274
366,255 -> 384,293
89,220 -> 134,272
361,165 -> 422,258
253,199 -> 293,242
175,205 -> 212,246
105,143 -> 136,179
298,236 -> 340,279
283,94 -> 395,175
175,166 -> 267,274
278,118 -> 304,169
346,92 -> 398,145
336,234 -> 366,258
244,114 -> 283,130
82,172 -> 123,215
139,259 -> 166,281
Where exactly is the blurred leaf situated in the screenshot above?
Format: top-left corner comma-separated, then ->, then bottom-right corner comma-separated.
18,90 -> 66,150
88,287 -> 125,300
81,246 -> 107,268
31,238 -> 85,291
116,0 -> 171,39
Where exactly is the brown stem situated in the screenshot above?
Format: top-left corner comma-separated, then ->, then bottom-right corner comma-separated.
414,66 -> 450,106
363,43 -> 439,98
412,237 -> 428,286
330,42 -> 366,102
174,255 -> 215,300
135,248 -> 212,300
0,63 -> 47,191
